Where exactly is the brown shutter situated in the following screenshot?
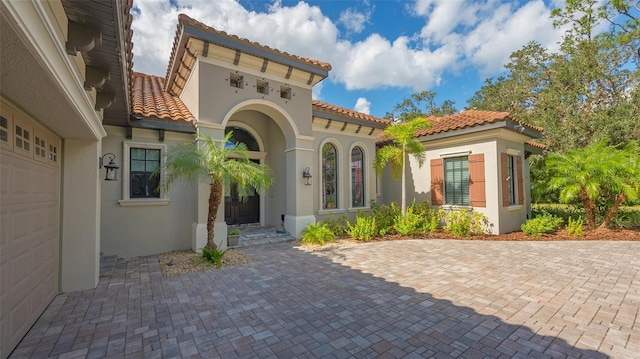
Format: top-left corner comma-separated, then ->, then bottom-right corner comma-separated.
516,156 -> 524,205
469,153 -> 486,207
430,158 -> 444,205
501,153 -> 509,207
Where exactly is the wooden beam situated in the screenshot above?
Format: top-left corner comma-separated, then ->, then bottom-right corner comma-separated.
341,123 -> 347,131
261,58 -> 269,73
325,119 -> 332,129
307,73 -> 315,85
285,66 -> 293,79
202,41 -> 209,57
234,50 -> 241,65
159,129 -> 165,142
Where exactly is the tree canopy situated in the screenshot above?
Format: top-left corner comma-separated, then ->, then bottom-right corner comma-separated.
467,0 -> 639,153
385,91 -> 457,123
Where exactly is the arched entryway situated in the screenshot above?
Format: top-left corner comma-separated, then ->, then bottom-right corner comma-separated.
224,126 -> 261,225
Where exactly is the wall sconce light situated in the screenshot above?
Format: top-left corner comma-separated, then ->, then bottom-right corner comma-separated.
302,167 -> 312,186
99,153 -> 119,181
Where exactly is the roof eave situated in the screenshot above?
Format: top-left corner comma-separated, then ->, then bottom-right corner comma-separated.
312,110 -> 388,129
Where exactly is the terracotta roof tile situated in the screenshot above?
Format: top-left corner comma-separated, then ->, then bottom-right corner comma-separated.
377,110 -> 544,144
131,72 -> 196,123
414,110 -> 544,137
166,14 -> 332,82
525,140 -> 546,150
312,100 -> 390,125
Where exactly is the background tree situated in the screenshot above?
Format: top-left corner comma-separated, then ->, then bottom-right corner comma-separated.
546,141 -> 640,229
467,0 -> 639,153
374,118 -> 431,215
162,132 -> 272,250
385,91 -> 456,122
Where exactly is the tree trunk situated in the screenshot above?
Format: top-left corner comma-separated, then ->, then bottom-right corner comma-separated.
598,193 -> 627,230
401,145 -> 406,216
580,187 -> 597,229
207,180 -> 223,250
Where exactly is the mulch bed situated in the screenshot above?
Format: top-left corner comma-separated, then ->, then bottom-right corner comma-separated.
383,228 -> 640,242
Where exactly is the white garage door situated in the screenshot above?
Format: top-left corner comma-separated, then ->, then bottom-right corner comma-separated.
0,103 -> 60,359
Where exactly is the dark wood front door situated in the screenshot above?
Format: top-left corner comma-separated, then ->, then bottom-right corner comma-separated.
224,183 -> 260,225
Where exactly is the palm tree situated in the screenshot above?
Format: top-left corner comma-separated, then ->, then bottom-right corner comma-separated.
374,117 -> 431,215
547,141 -> 639,229
162,132 -> 272,250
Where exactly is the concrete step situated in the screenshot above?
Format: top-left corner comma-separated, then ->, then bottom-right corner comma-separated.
229,226 -> 296,248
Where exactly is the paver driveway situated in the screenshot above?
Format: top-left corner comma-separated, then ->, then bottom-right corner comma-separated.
10,240 -> 640,358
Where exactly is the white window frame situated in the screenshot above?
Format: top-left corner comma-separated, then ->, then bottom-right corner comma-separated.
349,143 -> 369,210
118,141 -> 169,207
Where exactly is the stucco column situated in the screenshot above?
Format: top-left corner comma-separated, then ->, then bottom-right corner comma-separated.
192,124 -> 228,251
284,136 -> 316,238
60,139 -> 101,292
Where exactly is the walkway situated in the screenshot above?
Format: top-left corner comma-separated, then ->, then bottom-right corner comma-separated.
10,240 -> 640,358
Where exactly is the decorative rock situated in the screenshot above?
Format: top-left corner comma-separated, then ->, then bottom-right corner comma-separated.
167,258 -> 177,266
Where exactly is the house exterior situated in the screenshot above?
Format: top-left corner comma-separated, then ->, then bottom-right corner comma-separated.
380,111 -> 544,234
0,3 -> 542,358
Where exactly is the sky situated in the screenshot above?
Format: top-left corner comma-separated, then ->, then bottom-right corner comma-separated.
131,0 -> 569,118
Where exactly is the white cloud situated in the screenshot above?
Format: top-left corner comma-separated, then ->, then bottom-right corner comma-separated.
131,0 -> 567,92
354,97 -> 371,114
338,8 -> 371,34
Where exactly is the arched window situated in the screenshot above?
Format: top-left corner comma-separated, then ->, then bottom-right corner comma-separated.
322,143 -> 338,209
225,127 -> 259,151
351,147 -> 364,207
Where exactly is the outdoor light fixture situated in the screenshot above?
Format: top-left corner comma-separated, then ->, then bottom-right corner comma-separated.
302,167 -> 312,186
100,153 -> 119,181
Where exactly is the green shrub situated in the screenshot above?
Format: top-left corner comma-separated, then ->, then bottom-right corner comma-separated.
442,209 -> 491,237
201,247 -> 227,268
370,201 -> 400,236
321,216 -> 350,236
301,223 -> 335,246
347,215 -> 377,241
521,212 -> 564,237
567,216 -> 584,237
609,207 -> 640,228
532,204 -> 584,223
394,201 -> 441,236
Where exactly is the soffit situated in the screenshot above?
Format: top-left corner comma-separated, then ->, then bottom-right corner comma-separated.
61,0 -> 133,127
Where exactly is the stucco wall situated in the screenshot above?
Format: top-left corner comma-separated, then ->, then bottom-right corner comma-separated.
196,60 -> 313,136
100,126 -> 196,257
312,128 -> 378,223
496,137 -> 529,233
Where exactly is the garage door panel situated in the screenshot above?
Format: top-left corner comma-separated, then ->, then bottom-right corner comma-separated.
1,134 -> 59,358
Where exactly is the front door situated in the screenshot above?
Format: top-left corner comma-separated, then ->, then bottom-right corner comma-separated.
224,183 -> 260,225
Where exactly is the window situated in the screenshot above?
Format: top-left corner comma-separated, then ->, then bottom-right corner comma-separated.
0,115 -> 8,144
507,155 -> 516,205
49,143 -> 58,164
130,148 -> 161,198
444,156 -> 469,206
230,72 -> 244,89
15,124 -> 30,152
502,152 -> 523,207
322,143 -> 338,209
351,147 -> 364,207
35,135 -> 46,160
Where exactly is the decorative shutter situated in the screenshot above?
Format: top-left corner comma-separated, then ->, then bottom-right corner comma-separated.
469,154 -> 486,207
516,156 -> 524,205
430,158 -> 444,205
501,153 -> 509,207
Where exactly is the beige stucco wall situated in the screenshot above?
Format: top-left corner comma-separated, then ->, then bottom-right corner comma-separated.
100,126 -> 196,257
380,128 -> 534,234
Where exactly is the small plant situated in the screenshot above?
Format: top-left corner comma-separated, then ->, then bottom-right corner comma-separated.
321,216 -> 350,236
370,200 -> 400,236
201,247 -> 227,268
347,215 -> 377,241
394,201 -> 441,236
567,216 -> 584,237
442,209 -> 490,237
301,223 -> 335,246
227,229 -> 240,236
521,212 -> 564,237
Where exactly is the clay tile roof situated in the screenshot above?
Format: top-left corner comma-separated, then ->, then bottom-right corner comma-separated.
166,14 -> 332,82
312,100 -> 390,125
414,110 -> 543,137
131,72 -> 196,123
525,140 -> 546,150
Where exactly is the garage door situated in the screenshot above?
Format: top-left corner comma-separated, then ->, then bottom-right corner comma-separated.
0,103 -> 60,359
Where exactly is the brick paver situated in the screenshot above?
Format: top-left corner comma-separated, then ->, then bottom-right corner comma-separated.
9,240 -> 640,358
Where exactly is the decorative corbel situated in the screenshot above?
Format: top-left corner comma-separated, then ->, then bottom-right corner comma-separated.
66,21 -> 102,55
84,66 -> 110,90
95,91 -> 115,110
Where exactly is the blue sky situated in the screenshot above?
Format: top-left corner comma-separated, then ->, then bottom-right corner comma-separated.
131,0 -> 568,118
